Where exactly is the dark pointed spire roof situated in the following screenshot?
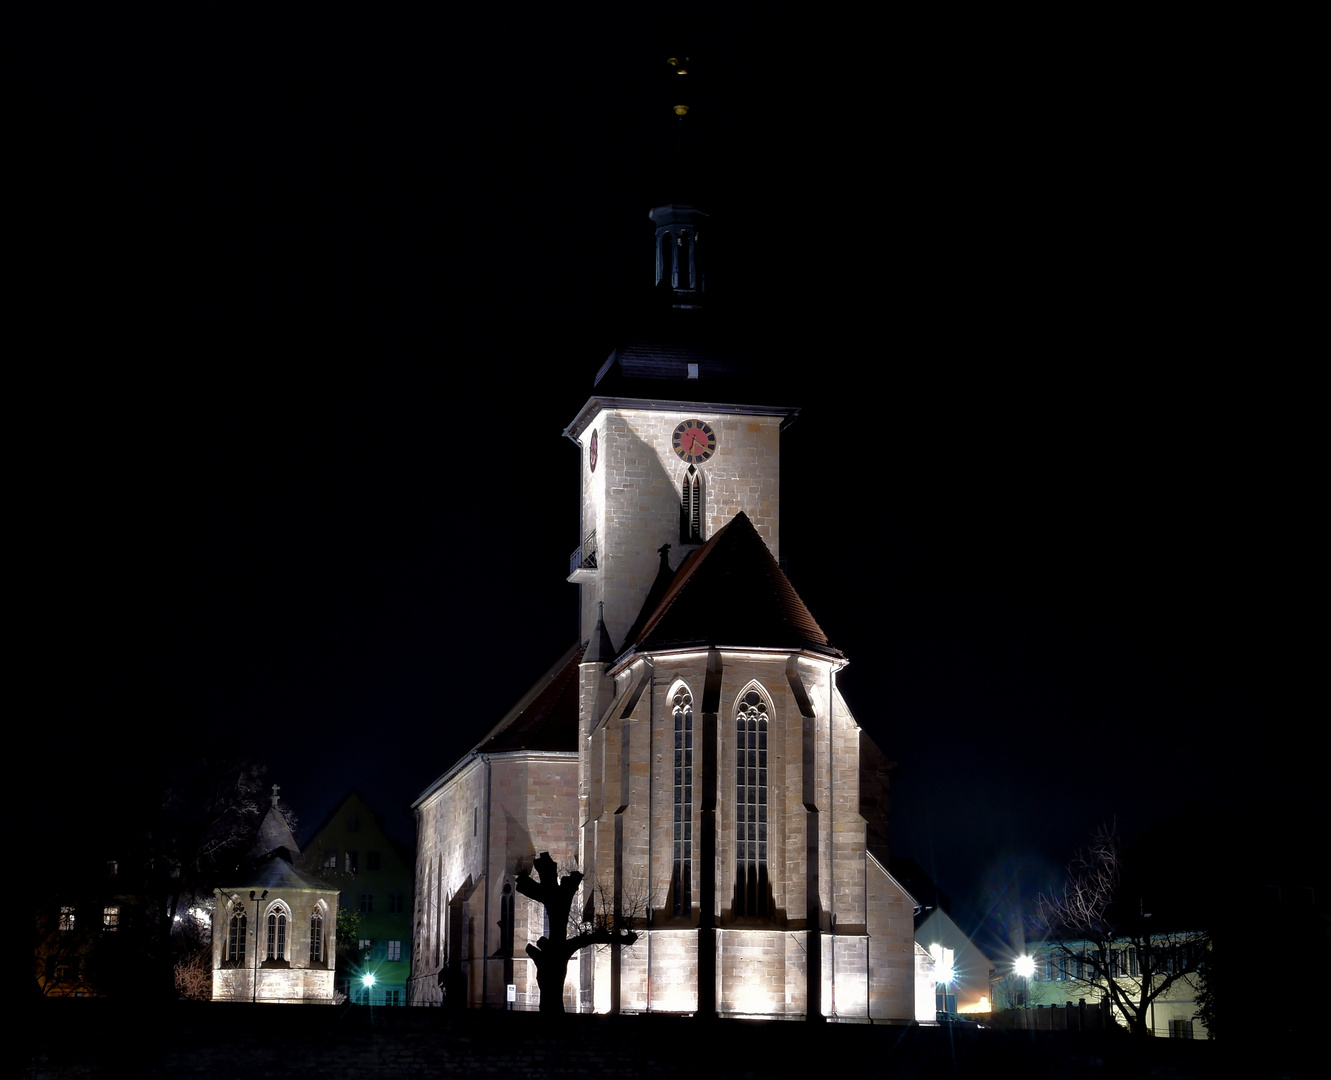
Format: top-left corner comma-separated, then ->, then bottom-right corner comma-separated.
247,787 -> 301,860
620,511 -> 841,661
583,602 -> 618,665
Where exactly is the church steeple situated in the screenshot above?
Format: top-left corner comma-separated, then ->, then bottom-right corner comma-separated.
650,56 -> 707,309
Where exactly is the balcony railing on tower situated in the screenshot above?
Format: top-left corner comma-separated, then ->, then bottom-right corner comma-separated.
568,531 -> 597,580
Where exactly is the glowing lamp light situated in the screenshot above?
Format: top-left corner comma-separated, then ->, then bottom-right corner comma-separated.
361,973 -> 376,988
1014,955 -> 1035,978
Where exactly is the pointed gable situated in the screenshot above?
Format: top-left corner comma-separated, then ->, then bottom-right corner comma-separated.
625,511 -> 842,659
248,801 -> 301,861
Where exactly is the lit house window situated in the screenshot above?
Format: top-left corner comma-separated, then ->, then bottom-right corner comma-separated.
735,688 -> 769,917
59,906 -> 76,931
672,685 -> 694,915
387,940 -> 402,961
102,906 -> 119,932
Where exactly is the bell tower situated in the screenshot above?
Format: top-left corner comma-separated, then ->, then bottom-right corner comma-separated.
564,60 -> 797,654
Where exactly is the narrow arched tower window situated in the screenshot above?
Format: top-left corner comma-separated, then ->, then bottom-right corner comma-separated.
735,689 -> 769,917
681,466 -> 703,543
672,686 -> 694,915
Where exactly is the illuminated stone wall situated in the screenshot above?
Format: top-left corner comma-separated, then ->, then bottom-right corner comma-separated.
574,405 -> 784,650
409,752 -> 579,1010
572,644 -> 914,1020
211,885 -> 338,1004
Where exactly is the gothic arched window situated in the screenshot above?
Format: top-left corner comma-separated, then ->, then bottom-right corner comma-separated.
267,907 -> 288,961
672,684 -> 694,916
681,466 -> 703,543
309,909 -> 324,965
227,907 -> 247,965
735,688 -> 769,917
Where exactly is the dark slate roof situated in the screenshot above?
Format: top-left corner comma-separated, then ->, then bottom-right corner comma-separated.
594,338 -> 746,387
221,847 -> 333,894
474,643 -> 585,754
623,511 -> 842,660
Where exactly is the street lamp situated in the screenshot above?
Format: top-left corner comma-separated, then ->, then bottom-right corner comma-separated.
930,944 -> 956,1018
1014,954 -> 1035,1009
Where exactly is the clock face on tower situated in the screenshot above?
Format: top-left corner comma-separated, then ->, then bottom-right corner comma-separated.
673,419 -> 716,464
589,428 -> 598,472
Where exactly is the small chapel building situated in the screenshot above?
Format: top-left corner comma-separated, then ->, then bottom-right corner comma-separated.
212,787 -> 339,1003
407,188 -> 919,1017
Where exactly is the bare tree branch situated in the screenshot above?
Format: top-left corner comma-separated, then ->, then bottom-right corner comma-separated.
1034,825 -> 1208,1037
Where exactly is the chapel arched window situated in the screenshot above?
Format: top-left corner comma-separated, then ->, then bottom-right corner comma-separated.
735,688 -> 769,917
267,909 -> 288,961
310,909 -> 324,965
227,907 -> 247,965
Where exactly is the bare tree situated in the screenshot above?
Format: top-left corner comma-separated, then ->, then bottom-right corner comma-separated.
173,946 -> 213,1000
514,851 -> 642,1015
1035,825 -> 1207,1038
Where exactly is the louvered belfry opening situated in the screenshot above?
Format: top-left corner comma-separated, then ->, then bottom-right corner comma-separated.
681,466 -> 703,543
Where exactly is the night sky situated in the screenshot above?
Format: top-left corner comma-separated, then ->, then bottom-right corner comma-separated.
21,5 -> 1319,952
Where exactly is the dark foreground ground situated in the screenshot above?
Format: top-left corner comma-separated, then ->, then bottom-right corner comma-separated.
21,1000 -> 1319,1080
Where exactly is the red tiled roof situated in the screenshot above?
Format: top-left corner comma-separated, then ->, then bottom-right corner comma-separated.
475,644 -> 584,753
627,512 -> 841,659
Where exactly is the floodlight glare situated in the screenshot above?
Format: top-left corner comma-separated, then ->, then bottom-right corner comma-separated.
1014,955 -> 1035,978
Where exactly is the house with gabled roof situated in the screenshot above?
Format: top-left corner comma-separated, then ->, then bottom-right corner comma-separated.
300,790 -> 415,1005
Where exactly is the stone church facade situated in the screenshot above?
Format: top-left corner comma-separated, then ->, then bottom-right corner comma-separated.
408,202 -> 917,1019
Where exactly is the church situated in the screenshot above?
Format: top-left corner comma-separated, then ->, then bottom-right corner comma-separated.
212,787 -> 339,1004
407,179 -> 921,1017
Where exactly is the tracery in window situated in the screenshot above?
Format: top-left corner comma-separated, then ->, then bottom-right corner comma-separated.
310,908 -> 325,964
680,466 -> 704,542
671,684 -> 694,916
227,906 -> 247,965
266,905 -> 289,962
735,687 -> 770,917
